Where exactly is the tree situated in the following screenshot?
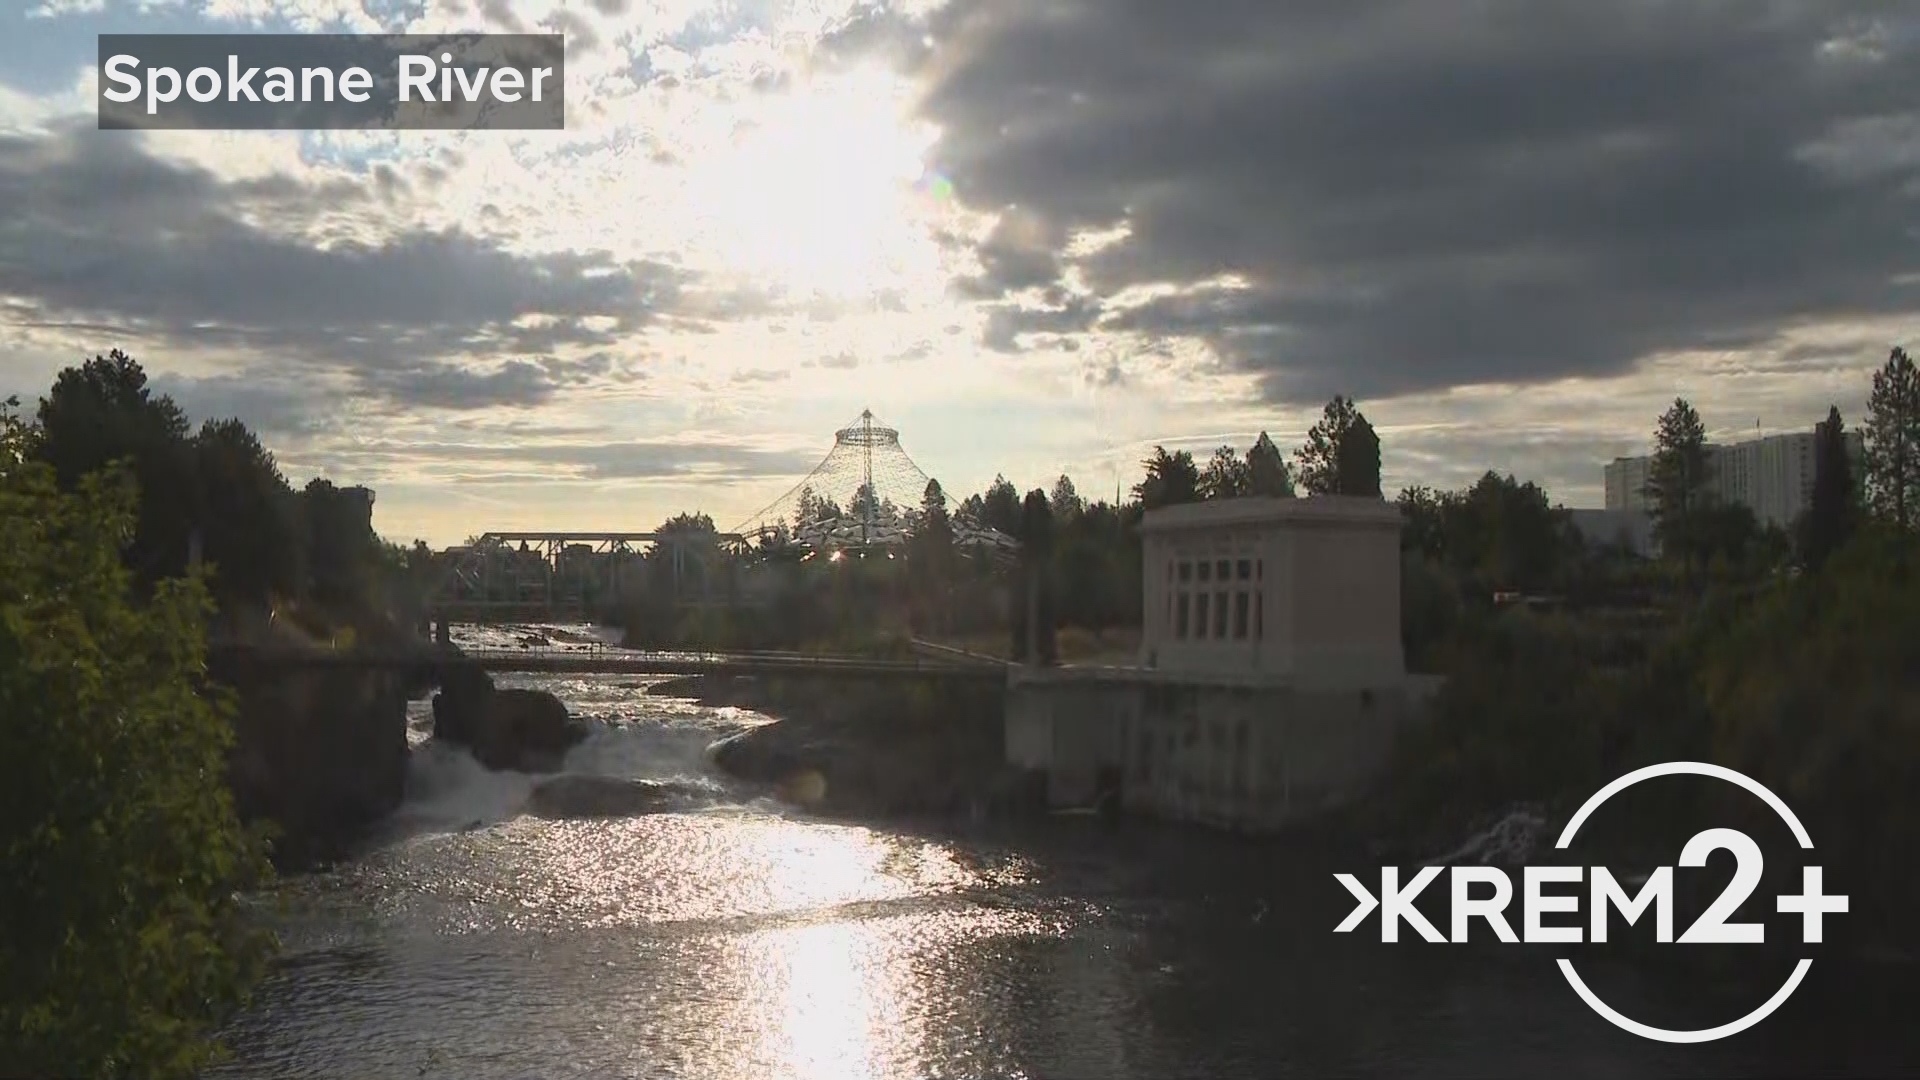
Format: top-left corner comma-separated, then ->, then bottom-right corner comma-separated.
910,479 -> 957,632
1011,489 -> 1057,664
1296,395 -> 1375,495
193,417 -> 300,610
300,478 -> 381,612
1395,486 -> 1454,559
1800,406 -> 1857,570
0,401 -> 272,1077
1133,446 -> 1199,509
1336,415 -> 1382,498
1864,346 -> 1920,529
979,474 -> 1023,535
1198,446 -> 1251,500
1396,474 -> 1569,594
32,351 -> 199,585
1048,474 -> 1083,519
1246,432 -> 1294,497
1646,398 -> 1713,569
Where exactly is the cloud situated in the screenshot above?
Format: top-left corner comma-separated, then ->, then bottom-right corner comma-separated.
0,123 -> 695,407
880,0 -> 1920,403
325,436 -> 820,482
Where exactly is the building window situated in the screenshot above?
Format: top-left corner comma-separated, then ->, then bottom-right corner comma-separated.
1198,560 -> 1212,583
1176,594 -> 1190,638
1256,558 -> 1263,581
1214,590 -> 1228,638
1236,558 -> 1251,581
1178,560 -> 1192,583
1234,591 -> 1250,639
1216,558 -> 1230,581
1254,591 -> 1263,640
1194,592 -> 1210,638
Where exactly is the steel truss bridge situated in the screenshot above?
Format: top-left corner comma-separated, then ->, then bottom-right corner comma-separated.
431,530 -> 746,622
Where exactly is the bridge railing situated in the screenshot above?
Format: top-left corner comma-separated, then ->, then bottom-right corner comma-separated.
450,641 -> 1003,675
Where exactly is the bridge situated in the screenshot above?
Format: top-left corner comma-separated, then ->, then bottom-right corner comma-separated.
211,639 -> 1010,685
429,530 -> 747,623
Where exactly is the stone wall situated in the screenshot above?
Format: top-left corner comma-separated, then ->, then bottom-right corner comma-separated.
1006,671 -> 1419,830
211,653 -> 411,866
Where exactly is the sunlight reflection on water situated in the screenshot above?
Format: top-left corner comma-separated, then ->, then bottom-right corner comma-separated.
218,651 -> 1793,1079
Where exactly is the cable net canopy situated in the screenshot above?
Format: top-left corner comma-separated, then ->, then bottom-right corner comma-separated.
734,409 -> 1019,556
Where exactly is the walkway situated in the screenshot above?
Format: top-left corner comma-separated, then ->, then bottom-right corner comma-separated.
210,639 -> 1009,684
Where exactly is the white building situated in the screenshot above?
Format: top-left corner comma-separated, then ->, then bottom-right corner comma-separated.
1136,496 -> 1405,686
1603,455 -> 1652,513
1603,427 -> 1865,531
1003,495 -> 1420,832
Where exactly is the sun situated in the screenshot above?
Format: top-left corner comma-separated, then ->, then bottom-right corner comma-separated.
685,68 -> 942,300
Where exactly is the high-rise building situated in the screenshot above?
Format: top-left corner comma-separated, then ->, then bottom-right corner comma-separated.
1601,425 -> 1864,531
1603,455 -> 1652,513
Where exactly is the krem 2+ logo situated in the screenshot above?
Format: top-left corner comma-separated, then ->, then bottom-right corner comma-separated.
1334,762 -> 1848,1044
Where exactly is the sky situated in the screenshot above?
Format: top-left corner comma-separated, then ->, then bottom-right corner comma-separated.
2,0 -> 1917,546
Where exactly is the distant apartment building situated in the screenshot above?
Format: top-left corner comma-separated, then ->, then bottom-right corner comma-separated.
1603,455 -> 1652,514
1603,426 -> 1865,531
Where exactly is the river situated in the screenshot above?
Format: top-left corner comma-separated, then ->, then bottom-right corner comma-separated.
212,626 -> 1909,1078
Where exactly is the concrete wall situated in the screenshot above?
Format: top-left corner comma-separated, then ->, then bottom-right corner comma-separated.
1005,670 -> 1410,830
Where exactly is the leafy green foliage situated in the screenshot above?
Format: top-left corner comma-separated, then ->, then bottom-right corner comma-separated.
1698,525 -> 1920,928
1133,447 -> 1199,509
1383,523 -> 1920,936
1397,472 -> 1574,594
32,351 -> 199,586
1198,445 -> 1251,499
0,402 -> 273,1078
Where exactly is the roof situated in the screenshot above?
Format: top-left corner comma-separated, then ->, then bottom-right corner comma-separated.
1138,494 -> 1404,534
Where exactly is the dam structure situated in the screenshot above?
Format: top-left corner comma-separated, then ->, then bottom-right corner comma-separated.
1005,495 -> 1429,830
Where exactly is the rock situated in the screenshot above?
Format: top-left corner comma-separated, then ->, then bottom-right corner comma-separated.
703,676 -> 1006,818
432,668 -> 587,773
526,775 -> 715,819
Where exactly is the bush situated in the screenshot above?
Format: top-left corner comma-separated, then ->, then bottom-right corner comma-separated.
0,410 -> 273,1077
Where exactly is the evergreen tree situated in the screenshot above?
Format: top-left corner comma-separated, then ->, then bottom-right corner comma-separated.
911,479 -> 956,633
1048,474 -> 1083,519
1864,346 -> 1920,529
1800,406 -> 1856,570
1246,432 -> 1295,497
1296,395 -> 1375,495
1010,489 -> 1057,663
1336,415 -> 1383,498
1647,397 -> 1713,568
980,474 -> 1022,535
